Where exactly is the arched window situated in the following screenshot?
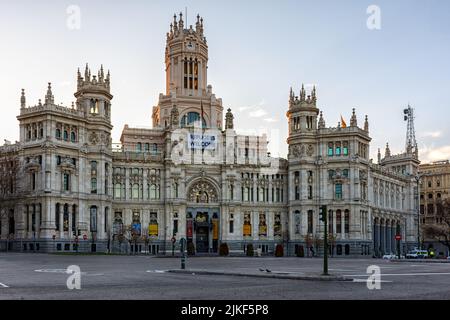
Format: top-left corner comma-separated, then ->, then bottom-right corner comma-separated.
336,210 -> 342,233
70,131 -> 76,143
307,210 -> 313,234
136,143 -> 142,153
55,203 -> 60,231
149,184 -> 159,200
345,244 -> 350,255
114,183 -> 121,199
63,204 -> 69,232
152,143 -> 158,154
344,210 -> 350,233
294,210 -> 301,234
90,206 -> 97,232
56,129 -> 61,139
180,112 -> 206,127
91,178 -> 97,194
132,184 -> 140,199
63,130 -> 69,141
144,143 -> 150,152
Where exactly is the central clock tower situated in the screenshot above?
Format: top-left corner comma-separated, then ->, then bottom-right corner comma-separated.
152,13 -> 223,129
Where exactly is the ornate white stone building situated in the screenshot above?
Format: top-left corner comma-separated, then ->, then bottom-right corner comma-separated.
0,13 -> 419,256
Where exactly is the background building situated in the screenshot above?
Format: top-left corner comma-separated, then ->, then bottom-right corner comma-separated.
0,14 -> 418,256
419,160 -> 450,255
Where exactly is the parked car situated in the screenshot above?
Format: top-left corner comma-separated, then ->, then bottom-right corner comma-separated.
406,249 -> 429,259
382,253 -> 397,260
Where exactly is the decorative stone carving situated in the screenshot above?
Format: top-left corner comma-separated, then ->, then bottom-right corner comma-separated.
89,131 -> 99,145
188,180 -> 218,203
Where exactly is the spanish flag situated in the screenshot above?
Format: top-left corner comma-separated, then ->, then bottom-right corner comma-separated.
340,115 -> 347,128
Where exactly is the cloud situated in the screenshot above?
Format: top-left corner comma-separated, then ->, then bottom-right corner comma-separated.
58,81 -> 71,87
420,131 -> 442,138
237,99 -> 265,112
419,145 -> 450,163
263,118 -> 278,123
249,109 -> 267,118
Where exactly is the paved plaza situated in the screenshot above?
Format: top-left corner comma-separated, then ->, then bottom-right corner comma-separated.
1,253 -> 450,300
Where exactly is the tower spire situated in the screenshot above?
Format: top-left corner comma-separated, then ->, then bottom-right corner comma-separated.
300,84 -> 306,102
350,108 -> 357,127
45,82 -> 54,105
385,143 -> 391,157
318,110 -> 325,129
364,115 -> 369,132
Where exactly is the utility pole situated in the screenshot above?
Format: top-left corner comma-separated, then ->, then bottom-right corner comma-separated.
319,205 -> 328,275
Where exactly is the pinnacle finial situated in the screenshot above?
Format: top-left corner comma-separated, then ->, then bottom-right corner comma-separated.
20,88 -> 26,108
350,107 -> 357,127
45,82 -> 54,105
364,115 -> 369,132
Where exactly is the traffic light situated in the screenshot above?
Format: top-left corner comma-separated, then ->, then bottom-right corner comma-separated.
319,205 -> 327,222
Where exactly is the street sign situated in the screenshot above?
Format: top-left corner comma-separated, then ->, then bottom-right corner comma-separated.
83,234 -> 87,240
395,235 -> 402,241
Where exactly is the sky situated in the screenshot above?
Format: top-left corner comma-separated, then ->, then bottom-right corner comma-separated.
0,0 -> 449,163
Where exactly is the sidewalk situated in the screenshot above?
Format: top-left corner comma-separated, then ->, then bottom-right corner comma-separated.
167,269 -> 352,281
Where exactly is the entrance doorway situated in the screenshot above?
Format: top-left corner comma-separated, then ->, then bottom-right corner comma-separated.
196,226 -> 209,253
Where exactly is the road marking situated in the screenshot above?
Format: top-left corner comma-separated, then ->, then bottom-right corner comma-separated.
146,270 -> 167,273
347,272 -> 450,277
34,269 -> 103,276
0,282 -> 9,288
352,279 -> 392,283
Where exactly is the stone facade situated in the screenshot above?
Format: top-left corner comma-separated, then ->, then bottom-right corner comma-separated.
0,14 -> 418,256
418,160 -> 450,254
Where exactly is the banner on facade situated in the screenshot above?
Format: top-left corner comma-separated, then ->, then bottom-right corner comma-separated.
258,224 -> 267,237
148,224 -> 158,237
187,220 -> 193,238
243,224 -> 251,237
212,219 -> 219,240
132,223 -> 141,236
188,133 -> 217,150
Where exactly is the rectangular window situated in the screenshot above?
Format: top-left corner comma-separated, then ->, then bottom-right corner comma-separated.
307,210 -> 313,234
336,210 -> 342,233
229,220 -> 234,233
173,219 -> 178,235
308,185 -> 313,199
335,184 -> 342,199
343,142 -> 349,155
344,211 -> 350,234
335,142 -> 341,156
63,174 -> 70,191
295,186 -> 300,200
31,172 -> 36,190
328,143 -> 334,156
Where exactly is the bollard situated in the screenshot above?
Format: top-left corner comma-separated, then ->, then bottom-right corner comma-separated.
180,238 -> 187,270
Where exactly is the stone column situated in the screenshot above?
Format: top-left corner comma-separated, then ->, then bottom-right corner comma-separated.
59,208 -> 64,239
36,204 -> 41,239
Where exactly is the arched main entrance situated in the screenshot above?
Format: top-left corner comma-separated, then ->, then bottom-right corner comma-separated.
186,179 -> 220,254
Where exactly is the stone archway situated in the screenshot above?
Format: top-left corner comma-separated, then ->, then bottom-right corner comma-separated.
187,180 -> 218,203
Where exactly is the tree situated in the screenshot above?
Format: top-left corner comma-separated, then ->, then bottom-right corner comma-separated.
305,234 -> 314,257
328,234 -> 337,257
422,198 -> 450,253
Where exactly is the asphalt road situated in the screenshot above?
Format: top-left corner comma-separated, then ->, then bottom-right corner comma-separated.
1,253 -> 450,300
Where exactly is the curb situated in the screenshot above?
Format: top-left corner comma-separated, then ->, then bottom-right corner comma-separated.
167,269 -> 352,281
389,259 -> 450,264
